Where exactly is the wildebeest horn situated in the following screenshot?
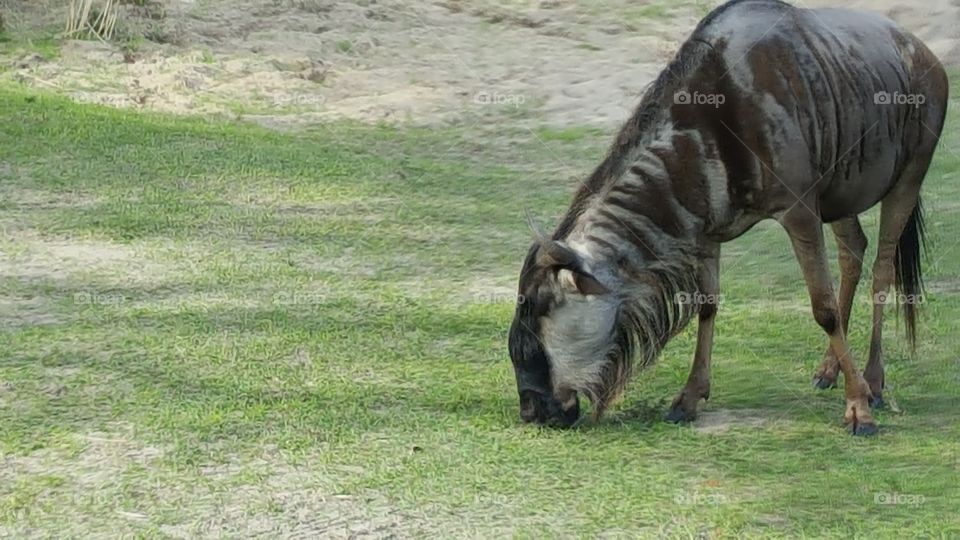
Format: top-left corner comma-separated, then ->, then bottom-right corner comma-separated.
537,240 -> 577,267
537,239 -> 609,295
524,209 -> 579,268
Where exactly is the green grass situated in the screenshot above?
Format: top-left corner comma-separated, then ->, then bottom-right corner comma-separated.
2,36 -> 61,62
0,82 -> 959,537
627,3 -> 673,20
534,125 -> 606,142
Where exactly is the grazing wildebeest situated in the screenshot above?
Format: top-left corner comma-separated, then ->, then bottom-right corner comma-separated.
508,0 -> 947,435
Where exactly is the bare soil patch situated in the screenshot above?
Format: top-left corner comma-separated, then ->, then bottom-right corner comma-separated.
692,408 -> 773,434
6,1 -> 952,129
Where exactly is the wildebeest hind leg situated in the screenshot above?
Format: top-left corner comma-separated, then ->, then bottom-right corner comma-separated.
865,167 -> 927,409
813,217 -> 867,390
782,208 -> 877,435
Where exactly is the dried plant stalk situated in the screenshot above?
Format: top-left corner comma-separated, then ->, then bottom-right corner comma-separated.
65,0 -> 118,40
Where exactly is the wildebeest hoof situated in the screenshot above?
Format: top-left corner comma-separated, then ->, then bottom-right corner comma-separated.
664,405 -> 696,424
851,422 -> 879,436
813,375 -> 837,390
868,394 -> 885,409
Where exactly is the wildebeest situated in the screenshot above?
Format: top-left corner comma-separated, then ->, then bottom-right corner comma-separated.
508,0 -> 948,435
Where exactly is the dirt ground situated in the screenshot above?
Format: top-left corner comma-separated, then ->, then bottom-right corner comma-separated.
2,0 -> 958,130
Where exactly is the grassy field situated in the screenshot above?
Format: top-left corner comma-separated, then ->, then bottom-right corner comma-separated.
1,80 -> 959,537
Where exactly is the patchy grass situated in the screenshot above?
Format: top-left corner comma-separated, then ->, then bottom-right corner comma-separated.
1,36 -> 62,63
580,0 -> 682,26
627,3 -> 673,20
0,82 -> 959,537
534,125 -> 606,143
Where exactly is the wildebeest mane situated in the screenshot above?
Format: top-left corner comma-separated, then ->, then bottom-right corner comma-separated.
553,0 -> 793,241
553,39 -> 717,240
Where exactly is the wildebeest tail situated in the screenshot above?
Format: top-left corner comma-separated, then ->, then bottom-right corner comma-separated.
895,196 -> 926,349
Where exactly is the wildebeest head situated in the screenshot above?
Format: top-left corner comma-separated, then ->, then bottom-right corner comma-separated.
508,233 -> 636,428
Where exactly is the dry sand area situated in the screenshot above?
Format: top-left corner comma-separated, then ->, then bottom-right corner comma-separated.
2,0 -> 958,130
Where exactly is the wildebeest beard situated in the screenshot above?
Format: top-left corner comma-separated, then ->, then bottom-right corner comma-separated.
582,259 -> 699,419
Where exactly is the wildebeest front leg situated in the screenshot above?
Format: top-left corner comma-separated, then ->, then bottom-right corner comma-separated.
666,243 -> 720,423
813,218 -> 867,390
782,211 -> 877,435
